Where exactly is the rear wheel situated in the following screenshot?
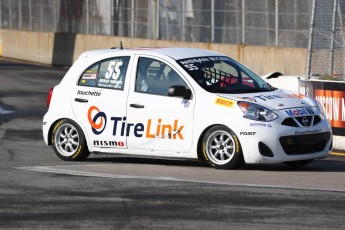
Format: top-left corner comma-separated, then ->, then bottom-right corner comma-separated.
51,119 -> 90,161
201,125 -> 244,169
284,159 -> 313,168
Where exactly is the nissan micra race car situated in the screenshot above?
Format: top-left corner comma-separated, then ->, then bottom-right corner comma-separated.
43,47 -> 332,169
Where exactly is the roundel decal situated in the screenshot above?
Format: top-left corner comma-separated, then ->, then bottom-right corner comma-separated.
87,106 -> 107,135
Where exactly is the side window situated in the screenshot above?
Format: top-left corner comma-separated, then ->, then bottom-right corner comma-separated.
135,57 -> 187,96
241,72 -> 255,88
78,63 -> 98,87
78,56 -> 130,90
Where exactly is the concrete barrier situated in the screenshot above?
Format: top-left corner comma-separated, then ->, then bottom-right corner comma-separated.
0,39 -> 2,57
0,29 -> 307,76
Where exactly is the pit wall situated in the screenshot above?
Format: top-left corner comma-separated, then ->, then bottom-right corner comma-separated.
0,29 -> 307,76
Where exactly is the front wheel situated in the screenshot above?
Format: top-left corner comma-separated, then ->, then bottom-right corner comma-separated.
51,119 -> 90,161
201,125 -> 244,169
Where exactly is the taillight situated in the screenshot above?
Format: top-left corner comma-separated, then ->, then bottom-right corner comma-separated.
47,87 -> 54,108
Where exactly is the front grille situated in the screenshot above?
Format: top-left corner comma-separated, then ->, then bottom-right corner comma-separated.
282,115 -> 321,127
279,132 -> 331,155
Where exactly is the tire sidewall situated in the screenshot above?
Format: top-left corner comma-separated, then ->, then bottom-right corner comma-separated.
51,119 -> 89,161
202,125 -> 243,169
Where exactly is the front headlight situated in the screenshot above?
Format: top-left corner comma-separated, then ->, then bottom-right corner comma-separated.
238,102 -> 278,122
312,98 -> 325,115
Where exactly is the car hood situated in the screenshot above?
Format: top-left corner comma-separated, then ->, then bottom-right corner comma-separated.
216,89 -> 317,110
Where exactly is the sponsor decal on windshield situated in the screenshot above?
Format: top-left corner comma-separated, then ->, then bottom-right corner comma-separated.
87,106 -> 184,140
215,97 -> 235,108
179,56 -> 230,71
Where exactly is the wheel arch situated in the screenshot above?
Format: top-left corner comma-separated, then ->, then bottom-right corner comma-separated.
48,119 -> 64,146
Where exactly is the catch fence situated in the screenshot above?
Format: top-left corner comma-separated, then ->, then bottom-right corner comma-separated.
0,0 -> 313,47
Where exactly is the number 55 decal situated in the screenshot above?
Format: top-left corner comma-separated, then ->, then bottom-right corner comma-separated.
105,61 -> 123,80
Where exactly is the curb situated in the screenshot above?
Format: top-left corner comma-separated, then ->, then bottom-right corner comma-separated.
331,152 -> 345,157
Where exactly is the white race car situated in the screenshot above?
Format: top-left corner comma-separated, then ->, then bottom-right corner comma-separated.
43,47 -> 332,169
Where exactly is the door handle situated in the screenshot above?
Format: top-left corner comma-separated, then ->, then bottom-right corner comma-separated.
130,104 -> 145,108
75,98 -> 89,103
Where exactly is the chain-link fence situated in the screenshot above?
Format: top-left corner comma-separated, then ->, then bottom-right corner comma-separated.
0,0 -> 313,48
306,0 -> 345,79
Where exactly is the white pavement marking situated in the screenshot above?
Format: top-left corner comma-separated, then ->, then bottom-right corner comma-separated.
0,106 -> 13,115
17,165 -> 345,193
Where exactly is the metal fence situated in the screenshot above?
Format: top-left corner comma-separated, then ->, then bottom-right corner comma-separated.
0,0 -> 314,48
306,0 -> 345,79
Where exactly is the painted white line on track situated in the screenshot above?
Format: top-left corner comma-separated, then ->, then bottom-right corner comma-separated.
0,106 -> 13,115
17,166 -> 179,181
17,165 -> 345,193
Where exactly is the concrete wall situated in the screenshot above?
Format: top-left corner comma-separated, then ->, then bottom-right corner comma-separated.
0,29 -> 307,76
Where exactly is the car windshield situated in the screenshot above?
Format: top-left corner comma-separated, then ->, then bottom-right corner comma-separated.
177,56 -> 275,94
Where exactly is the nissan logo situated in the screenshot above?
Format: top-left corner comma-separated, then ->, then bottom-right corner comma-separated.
302,117 -> 309,126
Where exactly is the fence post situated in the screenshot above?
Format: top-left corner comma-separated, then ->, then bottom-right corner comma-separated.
109,0 -> 113,36
8,0 -> 11,29
40,0 -> 43,31
211,0 -> 214,42
86,0 -> 89,34
131,0 -> 134,38
149,0 -> 158,39
275,0 -> 279,46
54,0 -> 57,32
19,0 -> 22,29
182,0 -> 185,42
242,0 -> 245,44
29,0 -> 32,30
151,0 -> 159,39
0,0 -> 2,28
329,0 -> 338,75
156,0 -> 159,39
265,0 -> 269,45
306,0 -> 317,79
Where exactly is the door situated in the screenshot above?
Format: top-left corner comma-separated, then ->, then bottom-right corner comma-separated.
126,56 -> 195,155
71,56 -> 131,150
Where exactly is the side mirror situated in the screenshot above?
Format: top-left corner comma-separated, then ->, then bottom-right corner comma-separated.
168,85 -> 191,99
261,72 -> 283,80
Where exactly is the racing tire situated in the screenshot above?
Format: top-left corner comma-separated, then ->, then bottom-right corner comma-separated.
202,125 -> 244,169
284,159 -> 313,168
51,119 -> 90,161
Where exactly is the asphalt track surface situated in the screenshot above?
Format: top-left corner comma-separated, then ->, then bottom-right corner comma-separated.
0,58 -> 345,229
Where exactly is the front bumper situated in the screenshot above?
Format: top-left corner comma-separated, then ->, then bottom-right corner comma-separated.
42,111 -> 55,146
237,116 -> 332,164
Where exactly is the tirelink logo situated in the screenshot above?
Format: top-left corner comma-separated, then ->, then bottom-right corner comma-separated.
87,106 -> 184,139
